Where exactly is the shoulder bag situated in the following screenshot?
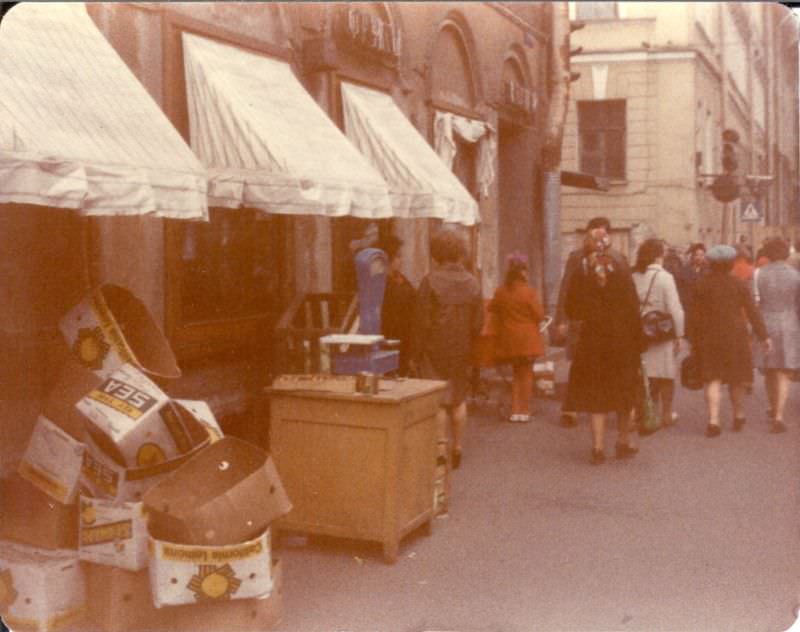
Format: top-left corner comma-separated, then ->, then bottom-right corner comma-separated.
639,270 -> 676,345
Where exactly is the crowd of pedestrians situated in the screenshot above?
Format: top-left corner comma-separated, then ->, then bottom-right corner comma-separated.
374,222 -> 799,469
553,217 -> 800,463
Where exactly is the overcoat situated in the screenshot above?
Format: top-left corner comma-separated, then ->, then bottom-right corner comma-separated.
686,272 -> 767,384
632,264 -> 685,379
489,280 -> 545,361
563,263 -> 644,413
756,261 -> 800,370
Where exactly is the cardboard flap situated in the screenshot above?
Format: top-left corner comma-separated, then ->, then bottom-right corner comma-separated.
143,437 -> 291,546
59,284 -> 180,380
100,285 -> 180,379
43,355 -> 103,440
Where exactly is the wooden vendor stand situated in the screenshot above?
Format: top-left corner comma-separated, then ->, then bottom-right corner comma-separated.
266,375 -> 446,563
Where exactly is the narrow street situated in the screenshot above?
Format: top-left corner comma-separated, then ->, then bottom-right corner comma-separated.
274,373 -> 800,632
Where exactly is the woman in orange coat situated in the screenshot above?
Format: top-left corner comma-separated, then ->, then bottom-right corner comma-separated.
489,253 -> 546,422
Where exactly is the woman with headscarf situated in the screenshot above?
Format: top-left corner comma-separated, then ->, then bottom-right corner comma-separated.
755,238 -> 800,433
489,252 -> 545,423
632,238 -> 685,429
564,231 -> 645,464
686,244 -> 770,437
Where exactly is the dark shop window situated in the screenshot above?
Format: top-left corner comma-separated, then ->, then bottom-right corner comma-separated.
578,99 -> 627,179
167,209 -> 287,359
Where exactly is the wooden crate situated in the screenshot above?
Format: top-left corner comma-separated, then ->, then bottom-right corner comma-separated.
267,378 -> 445,563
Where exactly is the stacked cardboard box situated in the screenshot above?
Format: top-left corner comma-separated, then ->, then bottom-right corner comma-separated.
1,285 -> 291,632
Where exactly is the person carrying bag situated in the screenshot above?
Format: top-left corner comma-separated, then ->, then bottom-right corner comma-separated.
632,239 -> 685,432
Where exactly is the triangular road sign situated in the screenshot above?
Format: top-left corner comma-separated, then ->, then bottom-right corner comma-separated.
740,201 -> 762,222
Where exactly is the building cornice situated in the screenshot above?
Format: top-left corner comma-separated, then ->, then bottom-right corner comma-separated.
571,49 -> 696,64
484,3 -> 549,44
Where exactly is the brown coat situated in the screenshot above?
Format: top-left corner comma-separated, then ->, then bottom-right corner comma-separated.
489,281 -> 545,360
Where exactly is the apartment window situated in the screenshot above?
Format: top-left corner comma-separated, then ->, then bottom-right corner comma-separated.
575,2 -> 618,20
578,99 -> 626,179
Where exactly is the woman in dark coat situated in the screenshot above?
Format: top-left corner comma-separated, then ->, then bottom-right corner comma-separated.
686,245 -> 770,437
564,233 -> 645,464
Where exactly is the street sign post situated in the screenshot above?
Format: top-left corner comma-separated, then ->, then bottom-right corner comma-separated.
740,199 -> 763,222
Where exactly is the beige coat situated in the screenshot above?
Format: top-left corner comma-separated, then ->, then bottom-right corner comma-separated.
633,264 -> 685,379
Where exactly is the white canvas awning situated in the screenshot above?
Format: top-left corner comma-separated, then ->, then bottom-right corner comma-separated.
0,3 -> 208,219
182,33 -> 392,218
341,82 -> 480,226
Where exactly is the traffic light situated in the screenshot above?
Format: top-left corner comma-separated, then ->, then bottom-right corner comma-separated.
721,128 -> 739,174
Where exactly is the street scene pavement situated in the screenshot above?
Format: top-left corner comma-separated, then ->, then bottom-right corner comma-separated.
274,369 -> 800,632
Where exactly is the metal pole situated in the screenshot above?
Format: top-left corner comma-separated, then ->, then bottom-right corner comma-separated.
542,170 -> 562,315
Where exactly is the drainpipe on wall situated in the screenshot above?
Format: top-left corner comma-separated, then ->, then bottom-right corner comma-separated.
541,1 -> 574,315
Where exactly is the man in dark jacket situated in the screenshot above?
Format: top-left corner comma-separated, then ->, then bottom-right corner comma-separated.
553,217 -> 631,427
377,234 -> 416,376
413,229 -> 483,469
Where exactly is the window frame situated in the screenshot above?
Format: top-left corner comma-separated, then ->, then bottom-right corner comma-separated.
577,99 -> 627,180
160,10 -> 295,362
574,2 -> 619,21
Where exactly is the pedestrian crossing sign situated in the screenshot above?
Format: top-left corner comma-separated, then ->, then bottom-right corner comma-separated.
740,200 -> 763,222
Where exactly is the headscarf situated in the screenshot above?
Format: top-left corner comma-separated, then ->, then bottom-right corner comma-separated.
581,229 -> 615,286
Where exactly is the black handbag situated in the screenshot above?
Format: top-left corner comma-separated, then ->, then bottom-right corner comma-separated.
639,271 -> 676,345
681,353 -> 703,390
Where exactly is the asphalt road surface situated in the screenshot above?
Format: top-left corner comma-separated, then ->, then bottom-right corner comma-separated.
273,374 -> 800,632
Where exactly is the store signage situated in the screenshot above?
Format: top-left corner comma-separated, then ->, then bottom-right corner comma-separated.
502,79 -> 537,115
336,5 -> 401,58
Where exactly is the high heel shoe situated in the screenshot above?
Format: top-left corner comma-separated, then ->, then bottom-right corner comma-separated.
615,443 -> 639,459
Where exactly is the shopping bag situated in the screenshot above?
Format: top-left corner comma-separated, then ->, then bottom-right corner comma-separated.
636,362 -> 661,437
680,354 -> 703,390
532,359 -> 556,398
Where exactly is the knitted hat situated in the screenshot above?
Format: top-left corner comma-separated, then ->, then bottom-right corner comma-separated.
706,244 -> 737,262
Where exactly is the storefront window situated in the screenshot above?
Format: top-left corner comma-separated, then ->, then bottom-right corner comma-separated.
167,209 -> 288,358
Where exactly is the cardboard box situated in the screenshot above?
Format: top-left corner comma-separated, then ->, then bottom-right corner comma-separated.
59,284 -> 180,381
173,399 -> 223,443
433,438 -> 450,516
18,416 -> 86,505
42,354 -> 103,441
0,542 -> 86,632
80,434 -> 206,504
0,474 -> 79,550
148,529 -> 273,608
76,364 -> 208,468
78,496 -> 148,571
84,558 -> 282,632
143,437 -> 291,546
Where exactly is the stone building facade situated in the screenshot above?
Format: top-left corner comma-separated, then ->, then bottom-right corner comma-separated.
561,2 -> 799,262
0,2 -> 557,461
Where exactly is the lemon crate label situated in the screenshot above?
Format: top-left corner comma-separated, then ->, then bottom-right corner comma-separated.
160,540 -> 264,563
18,461 -> 69,504
88,378 -> 158,420
81,520 -> 133,546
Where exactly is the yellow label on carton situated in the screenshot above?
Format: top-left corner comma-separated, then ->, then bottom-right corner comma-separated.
81,520 -> 133,546
81,451 -> 119,497
159,540 -> 263,563
18,461 -> 69,504
87,390 -> 145,420
187,564 -> 241,601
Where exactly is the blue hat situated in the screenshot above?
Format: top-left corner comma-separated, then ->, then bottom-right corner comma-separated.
706,244 -> 736,262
